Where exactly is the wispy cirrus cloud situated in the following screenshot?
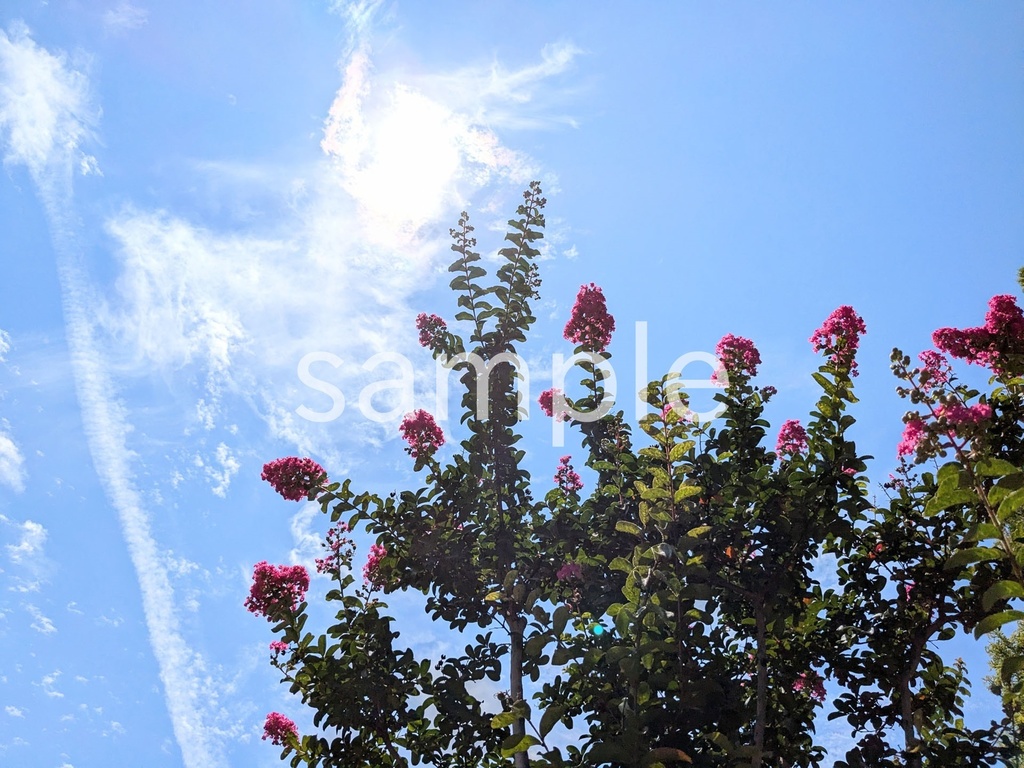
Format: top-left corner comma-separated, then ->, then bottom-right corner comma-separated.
102,3 -> 148,35
0,22 -> 227,768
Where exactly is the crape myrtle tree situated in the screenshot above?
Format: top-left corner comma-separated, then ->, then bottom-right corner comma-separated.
245,183 -> 1022,767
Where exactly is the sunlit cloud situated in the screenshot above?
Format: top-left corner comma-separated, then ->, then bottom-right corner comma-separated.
0,21 -> 98,182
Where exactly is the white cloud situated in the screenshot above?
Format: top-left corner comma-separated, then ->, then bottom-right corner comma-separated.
0,22 -> 98,183
103,3 -> 148,35
6,519 -> 45,564
288,503 -> 324,575
0,328 -> 9,360
0,431 -> 25,492
39,669 -> 63,697
204,443 -> 239,498
319,46 -> 549,247
27,603 -> 56,634
0,26 -> 225,768
0,15 -> 581,767
101,28 -> 577,463
4,705 -> 23,717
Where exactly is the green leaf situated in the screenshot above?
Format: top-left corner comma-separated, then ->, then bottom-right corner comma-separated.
616,520 -> 642,536
975,610 -> 1024,638
1001,653 -> 1024,683
552,646 -> 572,665
524,634 -> 549,658
642,747 -> 693,766
539,704 -> 567,738
500,733 -> 540,757
485,591 -> 502,602
686,525 -> 711,538
669,442 -> 690,462
491,699 -> 530,730
610,556 -> 633,573
925,488 -> 979,515
998,487 -> 1024,522
982,580 -> 1024,611
944,546 -> 1006,571
674,485 -> 702,501
976,458 -> 1020,477
937,461 -> 962,490
812,372 -> 836,396
639,500 -> 650,526
552,605 -> 569,636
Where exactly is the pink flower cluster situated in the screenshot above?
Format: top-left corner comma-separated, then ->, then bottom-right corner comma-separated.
245,561 -> 310,620
363,543 -> 387,587
898,401 -> 992,459
556,562 -> 583,581
937,402 -> 992,427
793,671 -> 826,703
775,419 -> 808,456
714,334 -> 761,380
917,350 -> 951,390
555,455 -> 584,493
810,305 -> 867,376
315,523 -> 353,575
415,312 -> 447,349
262,711 -> 297,746
269,640 -> 290,656
399,410 -> 444,458
261,457 -> 326,502
896,417 -> 928,458
538,388 -> 569,421
563,283 -> 616,353
933,294 -> 1024,375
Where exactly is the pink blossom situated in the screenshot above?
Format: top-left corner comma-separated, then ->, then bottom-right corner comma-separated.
793,671 -> 826,703
245,562 -> 310,620
363,543 -> 387,587
563,283 -> 616,352
775,419 -> 808,456
555,455 -> 583,493
399,410 -> 444,458
261,457 -> 326,502
538,388 -> 569,421
714,334 -> 761,379
904,581 -> 915,600
986,294 -> 1024,337
269,640 -> 289,655
932,326 -> 995,368
917,350 -> 951,389
933,294 -> 1024,375
315,523 -> 352,575
810,305 -> 867,376
262,711 -> 298,746
937,402 -> 992,427
415,313 -> 447,349
897,417 -> 927,457
556,562 -> 583,581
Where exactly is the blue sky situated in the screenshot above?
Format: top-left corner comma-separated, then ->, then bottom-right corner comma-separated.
0,2 -> 1022,766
